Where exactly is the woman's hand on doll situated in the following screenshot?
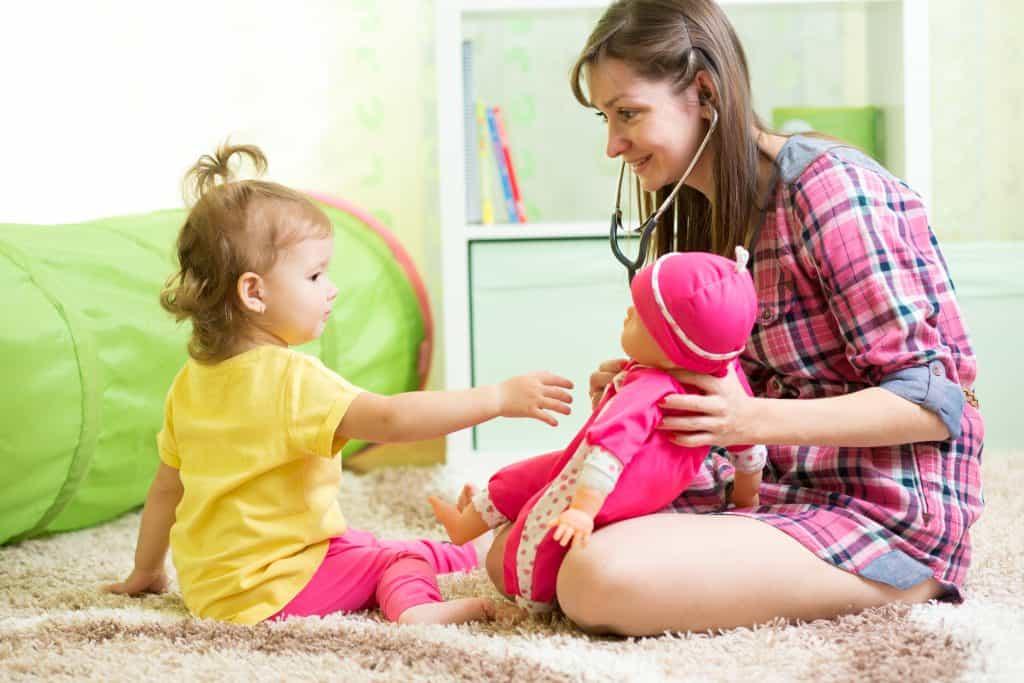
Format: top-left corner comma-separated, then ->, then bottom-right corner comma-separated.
105,567 -> 169,597
659,363 -> 757,448
589,358 -> 628,409
547,508 -> 595,549
497,372 -> 574,426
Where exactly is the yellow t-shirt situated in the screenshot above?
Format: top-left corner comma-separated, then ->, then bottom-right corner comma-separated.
157,345 -> 361,625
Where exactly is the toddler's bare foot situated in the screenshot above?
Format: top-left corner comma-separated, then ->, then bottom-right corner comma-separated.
494,600 -> 530,625
398,597 -> 495,626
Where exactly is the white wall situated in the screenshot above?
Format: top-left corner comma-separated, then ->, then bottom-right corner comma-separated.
0,0 -> 439,253
3,2 -> 330,221
0,0 -> 443,376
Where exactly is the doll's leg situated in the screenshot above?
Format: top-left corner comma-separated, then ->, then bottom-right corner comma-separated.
730,469 -> 762,508
497,446 -> 596,612
428,495 -> 492,545
503,487 -> 573,613
429,449 -> 566,544
522,532 -> 571,611
488,449 -> 567,518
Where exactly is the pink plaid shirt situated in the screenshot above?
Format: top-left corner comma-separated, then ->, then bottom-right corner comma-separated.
672,137 -> 984,599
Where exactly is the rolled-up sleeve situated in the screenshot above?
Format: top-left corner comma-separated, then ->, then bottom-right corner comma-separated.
880,361 -> 965,438
790,159 -> 966,436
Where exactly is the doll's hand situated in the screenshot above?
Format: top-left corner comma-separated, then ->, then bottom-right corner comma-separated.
498,372 -> 574,427
589,358 -> 627,409
659,363 -> 757,448
731,488 -> 760,509
456,483 -> 476,512
546,508 -> 594,549
730,468 -> 762,509
105,567 -> 168,597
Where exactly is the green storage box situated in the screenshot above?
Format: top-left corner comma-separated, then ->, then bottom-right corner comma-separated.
772,106 -> 884,164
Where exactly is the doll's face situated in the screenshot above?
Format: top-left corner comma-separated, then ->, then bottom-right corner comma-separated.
620,305 -> 673,368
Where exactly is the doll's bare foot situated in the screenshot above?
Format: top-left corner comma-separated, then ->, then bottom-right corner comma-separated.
456,484 -> 497,563
428,495 -> 463,542
456,483 -> 476,512
429,495 -> 489,546
398,597 -> 495,625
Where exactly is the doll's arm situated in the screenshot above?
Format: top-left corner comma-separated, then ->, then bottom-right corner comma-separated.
337,372 -> 573,443
547,483 -> 608,549
546,371 -> 674,547
729,450 -> 765,508
547,444 -> 624,548
724,360 -> 766,507
105,463 -> 181,596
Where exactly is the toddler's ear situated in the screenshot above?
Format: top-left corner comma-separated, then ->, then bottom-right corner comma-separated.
237,272 -> 266,313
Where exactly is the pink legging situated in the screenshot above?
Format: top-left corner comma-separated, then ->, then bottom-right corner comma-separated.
268,528 -> 478,622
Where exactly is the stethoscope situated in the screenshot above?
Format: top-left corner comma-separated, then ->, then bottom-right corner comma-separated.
609,104 -> 719,282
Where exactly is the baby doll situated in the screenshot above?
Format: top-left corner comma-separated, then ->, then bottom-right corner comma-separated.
429,248 -> 766,613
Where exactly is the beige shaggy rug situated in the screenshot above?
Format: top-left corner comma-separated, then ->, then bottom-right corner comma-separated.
2,454 -> 1023,683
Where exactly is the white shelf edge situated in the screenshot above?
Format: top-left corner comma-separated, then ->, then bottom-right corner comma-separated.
902,0 -> 931,209
465,221 -> 607,240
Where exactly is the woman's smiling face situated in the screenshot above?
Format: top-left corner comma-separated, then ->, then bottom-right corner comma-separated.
586,57 -> 711,194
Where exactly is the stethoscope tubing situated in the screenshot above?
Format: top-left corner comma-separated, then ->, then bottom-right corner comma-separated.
610,105 -> 720,281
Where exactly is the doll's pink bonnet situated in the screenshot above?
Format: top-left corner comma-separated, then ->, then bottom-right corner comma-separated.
630,248 -> 757,375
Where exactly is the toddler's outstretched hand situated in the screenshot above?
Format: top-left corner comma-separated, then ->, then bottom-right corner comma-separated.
105,568 -> 168,597
547,508 -> 594,549
498,372 -> 573,426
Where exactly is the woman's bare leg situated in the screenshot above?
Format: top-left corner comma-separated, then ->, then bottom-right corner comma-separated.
485,523 -> 513,599
556,513 -> 943,636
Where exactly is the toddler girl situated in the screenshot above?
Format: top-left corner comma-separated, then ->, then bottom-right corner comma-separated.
430,249 -> 766,613
106,143 -> 574,626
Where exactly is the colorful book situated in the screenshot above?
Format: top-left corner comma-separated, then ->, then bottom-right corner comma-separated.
491,106 -> 527,223
485,106 -> 518,223
475,102 -> 495,225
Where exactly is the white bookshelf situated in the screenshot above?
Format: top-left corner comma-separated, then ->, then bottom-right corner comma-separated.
435,0 -> 930,475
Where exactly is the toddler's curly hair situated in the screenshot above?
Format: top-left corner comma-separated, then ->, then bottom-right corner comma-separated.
161,142 -> 332,362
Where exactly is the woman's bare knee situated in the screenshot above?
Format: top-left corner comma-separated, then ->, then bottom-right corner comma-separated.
485,524 -> 511,598
556,542 -> 625,634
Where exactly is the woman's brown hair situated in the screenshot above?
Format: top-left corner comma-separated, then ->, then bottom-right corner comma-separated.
570,0 -> 767,258
161,142 -> 332,362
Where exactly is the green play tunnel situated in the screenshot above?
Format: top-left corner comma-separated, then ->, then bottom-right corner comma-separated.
0,194 -> 432,545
